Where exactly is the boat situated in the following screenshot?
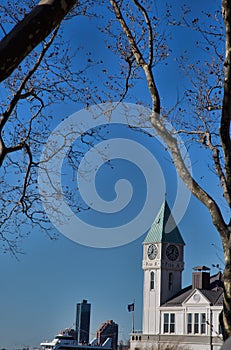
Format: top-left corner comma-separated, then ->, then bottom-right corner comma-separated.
40,329 -> 112,350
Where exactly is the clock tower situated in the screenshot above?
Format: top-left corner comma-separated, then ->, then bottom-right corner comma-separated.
142,201 -> 185,335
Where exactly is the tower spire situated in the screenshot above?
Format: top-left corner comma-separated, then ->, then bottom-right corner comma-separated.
143,200 -> 185,245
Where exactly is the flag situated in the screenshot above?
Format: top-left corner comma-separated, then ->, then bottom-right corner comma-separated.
128,303 -> 134,312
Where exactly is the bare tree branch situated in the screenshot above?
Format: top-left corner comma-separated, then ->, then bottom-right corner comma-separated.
110,0 -> 231,340
0,0 -> 77,82
0,27 -> 59,167
133,0 -> 153,67
110,0 -> 160,113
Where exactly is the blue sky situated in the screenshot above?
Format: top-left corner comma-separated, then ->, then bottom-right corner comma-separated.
0,193 -> 223,348
0,0 -> 226,349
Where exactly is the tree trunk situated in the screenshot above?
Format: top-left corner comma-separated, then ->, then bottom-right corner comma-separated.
0,0 -> 77,83
220,241 -> 231,340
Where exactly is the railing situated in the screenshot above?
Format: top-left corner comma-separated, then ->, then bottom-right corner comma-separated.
130,330 -> 142,334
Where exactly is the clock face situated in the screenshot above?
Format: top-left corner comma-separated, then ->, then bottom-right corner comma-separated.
166,244 -> 179,261
147,244 -> 158,260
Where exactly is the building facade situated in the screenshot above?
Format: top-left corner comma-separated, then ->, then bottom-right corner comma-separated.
130,201 -> 223,350
97,320 -> 118,350
76,299 -> 91,344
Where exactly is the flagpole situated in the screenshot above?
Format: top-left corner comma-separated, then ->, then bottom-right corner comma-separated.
128,301 -> 135,333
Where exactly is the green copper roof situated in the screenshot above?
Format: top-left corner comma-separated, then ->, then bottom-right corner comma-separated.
144,201 -> 185,245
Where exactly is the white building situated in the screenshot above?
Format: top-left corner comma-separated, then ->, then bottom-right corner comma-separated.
130,201 -> 223,350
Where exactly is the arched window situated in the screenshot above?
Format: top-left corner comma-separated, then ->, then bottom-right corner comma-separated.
169,272 -> 173,291
150,271 -> 154,290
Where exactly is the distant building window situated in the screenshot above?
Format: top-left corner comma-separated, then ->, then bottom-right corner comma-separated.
150,271 -> 154,290
187,313 -> 192,334
163,313 -> 175,334
168,273 -> 173,291
194,313 -> 199,334
201,313 -> 206,334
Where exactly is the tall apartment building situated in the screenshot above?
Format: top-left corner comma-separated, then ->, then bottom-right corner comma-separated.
97,320 -> 118,350
76,299 -> 91,344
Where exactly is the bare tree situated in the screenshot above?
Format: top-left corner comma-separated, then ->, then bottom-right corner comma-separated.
0,0 -> 231,341
0,0 -> 97,254
108,0 -> 231,340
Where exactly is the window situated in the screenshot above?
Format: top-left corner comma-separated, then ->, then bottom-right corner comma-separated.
168,273 -> 173,291
150,271 -> 154,290
201,313 -> 206,334
187,313 -> 192,334
187,313 -> 207,335
163,313 -> 175,333
164,314 -> 169,333
194,313 -> 199,334
170,314 -> 175,333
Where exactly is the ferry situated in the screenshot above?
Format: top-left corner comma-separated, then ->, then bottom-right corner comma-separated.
40,330 -> 112,350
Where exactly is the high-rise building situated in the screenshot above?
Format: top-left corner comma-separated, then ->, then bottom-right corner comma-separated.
96,320 -> 118,350
76,299 -> 91,344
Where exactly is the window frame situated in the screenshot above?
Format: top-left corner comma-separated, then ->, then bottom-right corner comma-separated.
187,313 -> 192,334
163,313 -> 169,333
201,313 -> 206,334
163,313 -> 175,334
194,313 -> 199,334
187,313 -> 207,335
150,271 -> 154,290
170,313 -> 175,333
